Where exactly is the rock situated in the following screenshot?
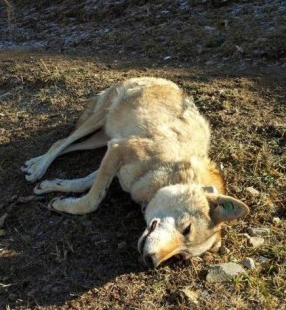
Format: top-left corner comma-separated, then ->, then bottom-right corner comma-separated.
179,287 -> 199,304
247,227 -> 270,237
272,217 -> 281,225
0,213 -> 7,228
248,237 -> 264,248
0,229 -> 6,237
240,257 -> 255,269
206,262 -> 245,283
117,241 -> 127,249
258,256 -> 269,264
245,187 -> 260,196
219,245 -> 230,255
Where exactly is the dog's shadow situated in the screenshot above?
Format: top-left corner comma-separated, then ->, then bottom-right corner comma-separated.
0,122 -> 147,309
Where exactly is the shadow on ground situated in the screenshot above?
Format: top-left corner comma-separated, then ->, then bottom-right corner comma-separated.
0,120 -> 148,309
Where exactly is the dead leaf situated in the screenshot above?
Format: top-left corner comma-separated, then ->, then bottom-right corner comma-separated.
0,213 -> 8,228
179,287 -> 199,304
17,195 -> 37,203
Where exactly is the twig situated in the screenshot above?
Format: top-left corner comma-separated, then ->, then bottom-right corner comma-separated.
1,0 -> 15,37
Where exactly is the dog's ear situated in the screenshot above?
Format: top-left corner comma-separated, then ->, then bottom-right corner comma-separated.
206,193 -> 249,224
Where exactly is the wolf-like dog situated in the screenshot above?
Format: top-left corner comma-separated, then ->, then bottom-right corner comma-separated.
22,77 -> 249,268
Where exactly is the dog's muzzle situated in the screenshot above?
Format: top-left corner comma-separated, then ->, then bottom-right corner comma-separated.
138,219 -> 159,268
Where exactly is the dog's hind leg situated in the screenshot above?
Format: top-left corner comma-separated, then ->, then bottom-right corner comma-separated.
60,129 -> 108,155
21,113 -> 106,182
32,130 -> 108,193
34,170 -> 97,194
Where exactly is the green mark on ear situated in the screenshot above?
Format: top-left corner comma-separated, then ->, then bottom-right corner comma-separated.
222,201 -> 234,211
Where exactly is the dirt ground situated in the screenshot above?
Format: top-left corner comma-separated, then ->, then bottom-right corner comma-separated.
0,1 -> 286,309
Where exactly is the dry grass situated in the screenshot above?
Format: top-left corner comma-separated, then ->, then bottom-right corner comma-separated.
1,0 -> 15,36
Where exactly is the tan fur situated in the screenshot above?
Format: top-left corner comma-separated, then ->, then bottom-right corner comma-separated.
22,77 -> 249,268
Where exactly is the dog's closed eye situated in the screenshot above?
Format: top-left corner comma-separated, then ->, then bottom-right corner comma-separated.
182,224 -> 191,236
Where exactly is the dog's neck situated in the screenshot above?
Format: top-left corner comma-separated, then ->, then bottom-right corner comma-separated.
131,157 -> 225,205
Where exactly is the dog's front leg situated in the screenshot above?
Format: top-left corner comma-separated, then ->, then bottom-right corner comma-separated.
34,171 -> 97,194
49,140 -> 122,215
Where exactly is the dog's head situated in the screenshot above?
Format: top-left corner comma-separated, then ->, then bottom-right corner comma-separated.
138,184 -> 249,268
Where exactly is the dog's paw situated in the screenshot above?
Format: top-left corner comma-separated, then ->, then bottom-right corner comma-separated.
34,180 -> 56,194
48,196 -> 97,215
21,155 -> 48,182
48,196 -> 81,214
48,196 -> 66,212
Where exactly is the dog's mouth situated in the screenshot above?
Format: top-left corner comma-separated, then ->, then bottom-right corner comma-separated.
138,233 -> 183,268
138,219 -> 159,255
138,235 -> 147,255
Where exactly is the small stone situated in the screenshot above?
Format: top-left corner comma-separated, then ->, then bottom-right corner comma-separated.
272,217 -> 281,225
240,257 -> 255,269
117,241 -> 127,249
248,227 -> 270,237
248,236 -> 264,248
8,293 -> 18,301
258,256 -> 269,264
179,287 -> 199,304
245,187 -> 260,196
206,262 -> 245,283
220,246 -> 230,255
0,229 -> 6,237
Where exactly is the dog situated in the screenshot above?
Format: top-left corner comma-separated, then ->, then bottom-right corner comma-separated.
22,77 -> 249,268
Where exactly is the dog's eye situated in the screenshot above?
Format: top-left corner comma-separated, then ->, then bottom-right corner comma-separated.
182,224 -> 191,236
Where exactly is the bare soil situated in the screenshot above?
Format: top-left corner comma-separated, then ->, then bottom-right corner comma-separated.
0,1 -> 285,309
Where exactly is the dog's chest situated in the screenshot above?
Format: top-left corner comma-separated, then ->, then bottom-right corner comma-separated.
117,163 -> 144,193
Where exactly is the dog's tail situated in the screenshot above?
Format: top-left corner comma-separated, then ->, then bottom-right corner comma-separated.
75,83 -> 120,130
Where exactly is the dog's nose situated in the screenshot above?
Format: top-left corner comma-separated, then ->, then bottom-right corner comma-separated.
149,219 -> 158,233
144,253 -> 156,268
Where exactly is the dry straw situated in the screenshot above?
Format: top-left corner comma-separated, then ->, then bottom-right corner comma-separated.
2,0 -> 15,36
